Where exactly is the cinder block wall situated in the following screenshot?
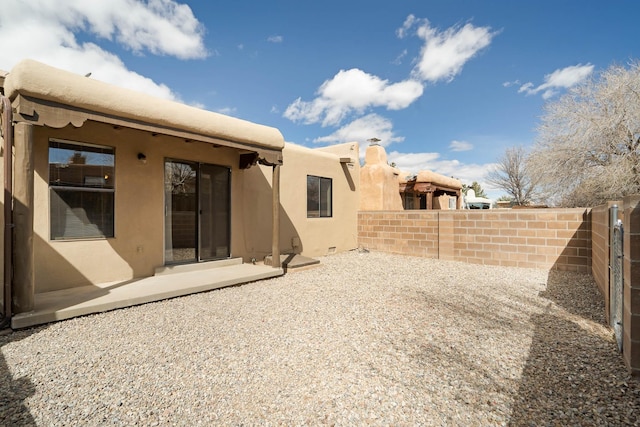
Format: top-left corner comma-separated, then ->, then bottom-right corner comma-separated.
451,209 -> 590,272
358,212 -> 440,259
358,208 -> 591,273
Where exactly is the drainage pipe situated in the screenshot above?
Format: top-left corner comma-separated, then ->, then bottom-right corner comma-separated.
1,95 -> 12,328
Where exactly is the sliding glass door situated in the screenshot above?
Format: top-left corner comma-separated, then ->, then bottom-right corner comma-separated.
199,163 -> 230,261
164,160 -> 230,264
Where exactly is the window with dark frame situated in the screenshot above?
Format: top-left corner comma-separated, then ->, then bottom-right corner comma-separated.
307,175 -> 332,218
49,139 -> 115,239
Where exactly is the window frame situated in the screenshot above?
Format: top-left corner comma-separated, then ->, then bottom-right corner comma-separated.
306,175 -> 332,218
48,138 -> 116,240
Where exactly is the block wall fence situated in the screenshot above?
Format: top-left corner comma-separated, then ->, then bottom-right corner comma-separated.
358,208 -> 591,272
357,200 -> 640,375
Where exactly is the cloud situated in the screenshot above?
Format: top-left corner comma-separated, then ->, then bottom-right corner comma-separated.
267,35 -> 283,43
392,49 -> 408,65
0,0 -> 207,100
278,14 -> 501,198
518,63 -> 594,98
284,68 -> 423,126
449,140 -> 473,151
502,79 -> 520,88
396,14 -> 417,39
313,114 -> 404,148
412,19 -> 496,83
387,150 -> 496,180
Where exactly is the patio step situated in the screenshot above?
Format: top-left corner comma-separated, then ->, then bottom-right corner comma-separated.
264,253 -> 320,271
154,257 -> 242,276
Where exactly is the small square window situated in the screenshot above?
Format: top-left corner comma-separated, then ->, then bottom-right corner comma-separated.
307,175 -> 332,218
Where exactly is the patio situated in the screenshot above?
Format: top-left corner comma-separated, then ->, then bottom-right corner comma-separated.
11,259 -> 283,329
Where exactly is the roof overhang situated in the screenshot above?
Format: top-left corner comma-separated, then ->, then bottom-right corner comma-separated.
4,59 -> 284,164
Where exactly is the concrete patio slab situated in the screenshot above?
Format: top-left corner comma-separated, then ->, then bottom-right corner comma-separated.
11,262 -> 284,329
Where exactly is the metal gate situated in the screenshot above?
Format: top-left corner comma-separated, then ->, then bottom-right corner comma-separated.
610,211 -> 624,352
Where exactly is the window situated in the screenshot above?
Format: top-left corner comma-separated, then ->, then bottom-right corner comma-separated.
449,196 -> 457,210
49,139 -> 115,239
307,175 -> 332,218
403,193 -> 415,210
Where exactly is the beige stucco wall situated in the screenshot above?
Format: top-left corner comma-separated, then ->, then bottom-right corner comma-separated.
31,122 -> 359,292
33,120 -> 252,292
359,145 -> 403,211
241,142 -> 360,259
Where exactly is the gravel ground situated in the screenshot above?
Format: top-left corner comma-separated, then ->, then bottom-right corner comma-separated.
0,250 -> 638,426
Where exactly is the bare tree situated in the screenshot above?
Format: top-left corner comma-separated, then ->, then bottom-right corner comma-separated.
528,61 -> 640,207
486,146 -> 538,206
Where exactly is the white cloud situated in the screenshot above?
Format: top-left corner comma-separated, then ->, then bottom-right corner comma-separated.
284,15 -> 496,153
0,0 -> 207,100
392,49 -> 408,65
267,35 -> 283,43
314,114 -> 404,149
284,68 -> 423,126
396,14 -> 417,39
518,63 -> 594,98
412,19 -> 496,83
449,140 -> 473,151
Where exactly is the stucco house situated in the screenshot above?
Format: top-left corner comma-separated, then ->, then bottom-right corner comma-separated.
0,59 -> 359,328
359,144 -> 462,211
400,172 -> 462,210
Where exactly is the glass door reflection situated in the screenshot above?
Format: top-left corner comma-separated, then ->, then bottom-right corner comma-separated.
164,160 -> 197,263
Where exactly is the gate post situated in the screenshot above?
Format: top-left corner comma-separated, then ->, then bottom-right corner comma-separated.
622,195 -> 640,375
610,204 -> 619,327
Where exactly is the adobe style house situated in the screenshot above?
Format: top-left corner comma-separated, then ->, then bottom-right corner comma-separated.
359,144 -> 403,211
400,171 -> 462,210
360,144 -> 462,211
0,59 -> 359,328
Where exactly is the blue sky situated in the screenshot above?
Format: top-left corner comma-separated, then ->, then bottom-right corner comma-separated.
1,1 -> 638,199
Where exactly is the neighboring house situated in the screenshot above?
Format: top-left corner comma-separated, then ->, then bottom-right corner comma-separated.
359,144 -> 403,211
400,172 -> 461,210
0,59 -> 359,327
360,144 -> 462,211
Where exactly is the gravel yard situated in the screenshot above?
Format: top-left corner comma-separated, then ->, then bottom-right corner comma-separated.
1,250 -> 638,426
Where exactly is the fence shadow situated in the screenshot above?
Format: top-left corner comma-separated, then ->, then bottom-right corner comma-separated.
507,270 -> 639,426
0,327 -> 44,426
